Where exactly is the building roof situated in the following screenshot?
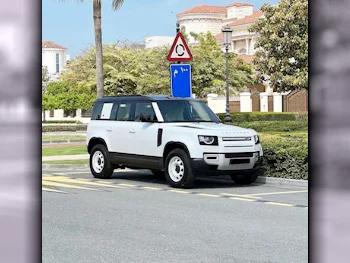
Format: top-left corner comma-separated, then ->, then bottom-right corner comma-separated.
228,10 -> 264,26
42,41 -> 67,50
178,5 -> 227,15
215,10 -> 264,40
227,3 -> 253,7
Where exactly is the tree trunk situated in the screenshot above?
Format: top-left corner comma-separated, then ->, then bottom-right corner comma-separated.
93,1 -> 104,98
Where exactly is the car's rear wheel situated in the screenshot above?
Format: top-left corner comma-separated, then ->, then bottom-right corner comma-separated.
164,149 -> 195,188
231,169 -> 260,185
89,144 -> 114,179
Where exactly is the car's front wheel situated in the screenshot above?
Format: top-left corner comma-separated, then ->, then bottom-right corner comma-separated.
231,169 -> 260,185
89,144 -> 114,179
164,149 -> 195,188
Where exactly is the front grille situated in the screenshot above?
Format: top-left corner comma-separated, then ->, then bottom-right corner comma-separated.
225,152 -> 254,158
222,137 -> 252,142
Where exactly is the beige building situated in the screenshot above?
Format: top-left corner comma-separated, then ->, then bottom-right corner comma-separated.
176,2 -> 264,62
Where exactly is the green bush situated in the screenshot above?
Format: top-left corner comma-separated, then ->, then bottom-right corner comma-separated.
260,133 -> 308,180
42,125 -> 87,132
42,120 -> 79,124
233,121 -> 308,132
217,112 -> 308,122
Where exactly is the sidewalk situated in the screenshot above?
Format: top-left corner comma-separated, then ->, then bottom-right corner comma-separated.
42,154 -> 89,162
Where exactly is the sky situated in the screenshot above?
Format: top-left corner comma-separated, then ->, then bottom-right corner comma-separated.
42,0 -> 278,58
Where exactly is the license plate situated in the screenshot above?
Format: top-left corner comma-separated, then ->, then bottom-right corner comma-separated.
230,159 -> 250,165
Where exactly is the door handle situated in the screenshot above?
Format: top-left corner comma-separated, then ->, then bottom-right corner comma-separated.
107,127 -> 113,132
129,129 -> 135,134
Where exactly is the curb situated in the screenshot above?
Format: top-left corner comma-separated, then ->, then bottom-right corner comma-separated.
42,164 -> 89,170
42,140 -> 85,144
41,164 -> 308,187
256,176 -> 308,188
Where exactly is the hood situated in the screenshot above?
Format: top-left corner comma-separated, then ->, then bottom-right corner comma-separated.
165,122 -> 256,136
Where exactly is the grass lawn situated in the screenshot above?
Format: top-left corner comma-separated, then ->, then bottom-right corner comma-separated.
42,159 -> 88,165
42,145 -> 87,156
42,135 -> 86,141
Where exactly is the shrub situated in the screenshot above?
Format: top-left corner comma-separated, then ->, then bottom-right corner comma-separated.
260,133 -> 308,180
217,112 -> 308,122
42,125 -> 87,132
233,121 -> 308,132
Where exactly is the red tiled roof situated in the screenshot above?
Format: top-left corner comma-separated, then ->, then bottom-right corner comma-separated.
237,54 -> 254,63
42,41 -> 67,50
228,10 -> 264,26
227,3 -> 253,7
178,5 -> 227,15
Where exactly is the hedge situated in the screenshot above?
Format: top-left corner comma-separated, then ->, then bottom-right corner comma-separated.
217,112 -> 308,122
42,125 -> 87,132
42,120 -> 81,124
260,133 -> 308,180
233,121 -> 308,132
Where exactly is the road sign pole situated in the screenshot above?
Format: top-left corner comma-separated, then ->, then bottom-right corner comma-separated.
176,22 -> 181,64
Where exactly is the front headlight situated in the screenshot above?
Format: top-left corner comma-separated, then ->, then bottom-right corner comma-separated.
198,135 -> 218,146
254,135 -> 260,144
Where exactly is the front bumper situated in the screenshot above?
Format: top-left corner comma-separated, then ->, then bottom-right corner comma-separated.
191,151 -> 262,176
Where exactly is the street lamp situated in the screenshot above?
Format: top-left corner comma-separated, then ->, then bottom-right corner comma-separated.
222,26 -> 233,123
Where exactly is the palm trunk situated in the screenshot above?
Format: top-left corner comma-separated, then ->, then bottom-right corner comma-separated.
93,1 -> 104,98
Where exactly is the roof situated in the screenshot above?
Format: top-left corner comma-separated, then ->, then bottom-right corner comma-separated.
237,54 -> 254,64
96,95 -> 198,103
178,5 -> 227,15
215,10 -> 264,40
228,10 -> 264,26
227,3 -> 253,7
42,41 -> 67,50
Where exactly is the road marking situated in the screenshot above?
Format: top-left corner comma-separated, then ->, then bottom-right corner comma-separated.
55,172 -> 92,176
142,186 -> 162,191
248,190 -> 308,196
42,180 -> 97,191
229,197 -> 255,202
117,183 -> 137,188
43,176 -> 125,189
221,193 -> 259,199
265,202 -> 294,207
42,187 -> 67,194
197,193 -> 220,198
168,189 -> 190,194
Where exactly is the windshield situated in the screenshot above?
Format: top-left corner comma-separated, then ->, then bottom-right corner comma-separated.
156,100 -> 220,123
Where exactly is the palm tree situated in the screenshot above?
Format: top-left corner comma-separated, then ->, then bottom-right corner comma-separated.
60,0 -> 124,98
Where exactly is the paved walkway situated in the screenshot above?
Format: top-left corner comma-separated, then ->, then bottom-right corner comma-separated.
42,154 -> 89,162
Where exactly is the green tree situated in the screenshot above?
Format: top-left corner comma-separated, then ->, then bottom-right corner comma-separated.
45,81 -> 96,113
249,0 -> 308,92
60,0 -> 125,98
189,32 -> 253,97
42,66 -> 50,92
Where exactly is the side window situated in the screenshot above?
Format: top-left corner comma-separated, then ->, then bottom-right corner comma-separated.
91,102 -> 103,120
116,103 -> 132,121
135,102 -> 156,122
110,103 -> 119,120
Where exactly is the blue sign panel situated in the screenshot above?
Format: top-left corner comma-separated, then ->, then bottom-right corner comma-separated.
170,64 -> 192,97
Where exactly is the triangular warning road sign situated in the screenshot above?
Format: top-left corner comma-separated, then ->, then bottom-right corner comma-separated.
167,32 -> 193,62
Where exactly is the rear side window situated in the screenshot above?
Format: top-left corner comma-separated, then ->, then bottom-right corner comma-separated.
91,102 -> 103,120
116,103 -> 132,121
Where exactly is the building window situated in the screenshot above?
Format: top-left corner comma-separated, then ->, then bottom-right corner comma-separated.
81,108 -> 93,118
239,48 -> 247,54
55,53 -> 59,73
49,110 -> 54,117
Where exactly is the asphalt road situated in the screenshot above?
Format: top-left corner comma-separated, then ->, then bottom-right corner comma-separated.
42,169 -> 308,263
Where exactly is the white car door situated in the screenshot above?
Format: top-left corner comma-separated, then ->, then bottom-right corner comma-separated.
128,101 -> 161,157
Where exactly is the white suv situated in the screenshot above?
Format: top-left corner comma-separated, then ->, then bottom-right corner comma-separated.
86,95 -> 263,188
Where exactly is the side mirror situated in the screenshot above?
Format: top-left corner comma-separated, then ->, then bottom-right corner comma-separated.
140,113 -> 151,122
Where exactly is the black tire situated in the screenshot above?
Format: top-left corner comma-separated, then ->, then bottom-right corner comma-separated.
231,169 -> 260,185
150,170 -> 165,179
164,149 -> 195,188
89,144 -> 114,179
